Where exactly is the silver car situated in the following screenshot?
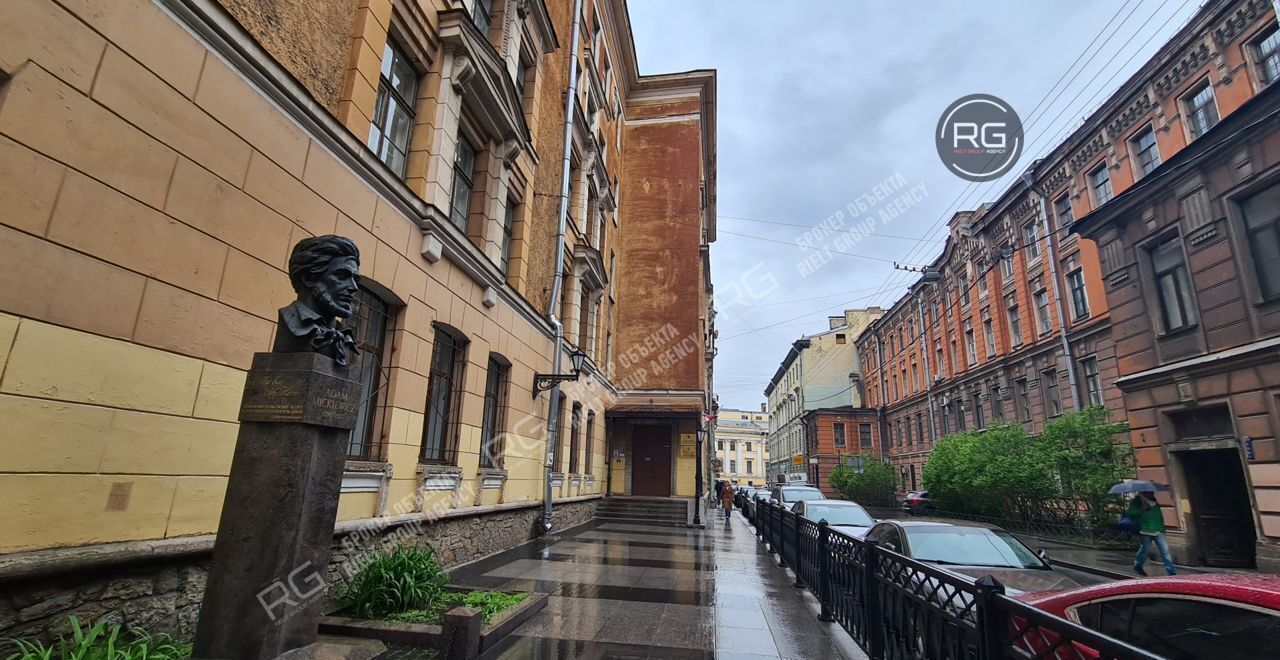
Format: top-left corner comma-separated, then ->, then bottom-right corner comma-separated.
770,485 -> 826,508
791,500 -> 876,538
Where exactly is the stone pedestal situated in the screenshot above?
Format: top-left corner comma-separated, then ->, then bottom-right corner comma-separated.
193,352 -> 361,660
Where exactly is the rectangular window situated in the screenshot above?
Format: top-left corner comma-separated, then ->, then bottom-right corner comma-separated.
836,333 -> 847,344
1254,26 -> 1280,86
717,441 -> 723,451
346,289 -> 394,460
978,273 -> 988,297
859,423 -> 872,449
1089,163 -> 1113,206
1006,294 -> 1022,347
471,0 -> 493,34
1034,287 -> 1051,335
960,273 -> 970,306
729,459 -> 737,474
449,136 -> 477,232
990,386 -> 1004,420
955,400 -> 966,431
1067,268 -> 1089,320
422,328 -> 467,463
941,405 -> 950,435
584,412 -> 594,476
568,404 -> 581,473
746,442 -> 752,452
1054,194 -> 1074,227
1042,369 -> 1062,417
479,357 -> 508,469
936,342 -> 945,378
834,423 -> 846,448
904,417 -> 912,445
982,310 -> 995,357
746,459 -> 753,475
1130,126 -> 1161,178
974,394 -> 985,429
1150,236 -> 1197,332
912,363 -> 919,391
1025,222 -> 1041,260
1080,356 -> 1103,407
916,414 -> 925,444
514,57 -> 529,103
964,321 -> 977,365
1000,247 -> 1015,279
1242,186 -> 1280,300
1015,378 -> 1030,422
500,199 -> 517,275
368,41 -> 418,177
1183,80 -> 1219,140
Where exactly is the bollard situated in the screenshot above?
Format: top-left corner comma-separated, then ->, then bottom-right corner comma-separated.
443,606 -> 483,660
817,520 -> 833,622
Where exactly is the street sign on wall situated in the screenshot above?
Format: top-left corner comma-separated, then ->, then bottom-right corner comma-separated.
791,454 -> 803,465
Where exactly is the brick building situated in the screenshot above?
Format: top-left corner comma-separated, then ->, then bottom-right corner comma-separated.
801,406 -> 883,498
856,0 -> 1279,569
0,0 -> 714,639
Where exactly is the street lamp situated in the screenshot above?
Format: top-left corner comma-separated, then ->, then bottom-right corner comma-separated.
532,345 -> 588,396
694,427 -> 707,527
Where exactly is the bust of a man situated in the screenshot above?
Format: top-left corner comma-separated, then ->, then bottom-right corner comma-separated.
274,235 -> 361,367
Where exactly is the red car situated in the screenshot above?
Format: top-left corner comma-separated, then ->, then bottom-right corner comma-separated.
1014,574 -> 1280,659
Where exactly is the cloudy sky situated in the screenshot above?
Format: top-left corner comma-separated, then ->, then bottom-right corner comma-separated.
627,0 -> 1206,411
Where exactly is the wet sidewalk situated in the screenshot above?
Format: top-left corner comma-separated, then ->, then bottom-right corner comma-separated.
377,505 -> 865,658
1029,537 -> 1226,579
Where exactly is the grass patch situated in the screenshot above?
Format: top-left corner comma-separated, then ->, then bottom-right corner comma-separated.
2,616 -> 191,660
341,546 -> 448,620
383,592 -> 529,626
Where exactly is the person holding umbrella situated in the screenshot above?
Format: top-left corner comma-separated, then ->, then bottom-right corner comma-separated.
1113,480 -> 1176,576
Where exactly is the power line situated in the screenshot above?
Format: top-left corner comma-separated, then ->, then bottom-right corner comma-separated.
718,214 -> 944,242
717,230 -> 901,264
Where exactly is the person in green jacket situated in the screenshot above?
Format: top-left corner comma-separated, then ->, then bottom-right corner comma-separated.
1127,492 -> 1176,575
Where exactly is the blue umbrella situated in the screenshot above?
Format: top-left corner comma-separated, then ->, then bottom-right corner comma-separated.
1108,479 -> 1172,495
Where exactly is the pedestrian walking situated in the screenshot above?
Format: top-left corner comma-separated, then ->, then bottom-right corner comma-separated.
719,481 -> 734,521
1127,492 -> 1176,576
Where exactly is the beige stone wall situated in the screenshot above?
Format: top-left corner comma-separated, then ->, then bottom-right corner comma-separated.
0,0 -> 620,555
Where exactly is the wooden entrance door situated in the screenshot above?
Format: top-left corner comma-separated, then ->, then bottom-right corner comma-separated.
631,425 -> 672,496
1183,448 -> 1256,568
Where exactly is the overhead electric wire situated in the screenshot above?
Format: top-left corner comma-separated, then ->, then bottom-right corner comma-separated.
718,214 -> 944,242
717,229 -> 901,263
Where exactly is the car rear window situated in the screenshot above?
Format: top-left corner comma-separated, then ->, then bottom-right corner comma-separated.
783,487 -> 824,502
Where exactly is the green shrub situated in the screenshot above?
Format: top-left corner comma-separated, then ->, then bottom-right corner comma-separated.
342,545 -> 448,620
828,453 -> 897,506
2,616 -> 190,660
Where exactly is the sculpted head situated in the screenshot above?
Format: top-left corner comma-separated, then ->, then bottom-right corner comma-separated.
287,236 -> 361,319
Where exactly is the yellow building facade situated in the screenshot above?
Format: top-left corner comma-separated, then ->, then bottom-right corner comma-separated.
0,0 -> 715,639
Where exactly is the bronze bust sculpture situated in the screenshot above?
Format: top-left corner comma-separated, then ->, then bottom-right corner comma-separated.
274,235 -> 361,367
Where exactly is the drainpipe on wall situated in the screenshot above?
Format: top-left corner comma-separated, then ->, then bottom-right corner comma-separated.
542,0 -> 585,534
1022,173 -> 1082,413
914,293 -> 939,443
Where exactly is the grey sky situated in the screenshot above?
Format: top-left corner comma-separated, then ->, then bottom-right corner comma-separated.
627,0 -> 1205,410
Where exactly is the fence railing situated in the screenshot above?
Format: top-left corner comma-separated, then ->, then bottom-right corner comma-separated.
740,497 -> 1161,660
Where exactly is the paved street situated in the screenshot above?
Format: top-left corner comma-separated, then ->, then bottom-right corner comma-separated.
374,509 -> 865,659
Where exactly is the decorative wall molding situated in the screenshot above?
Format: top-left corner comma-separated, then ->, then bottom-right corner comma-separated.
1153,41 -> 1214,97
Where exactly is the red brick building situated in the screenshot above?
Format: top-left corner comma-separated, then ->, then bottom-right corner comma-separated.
801,406 -> 882,498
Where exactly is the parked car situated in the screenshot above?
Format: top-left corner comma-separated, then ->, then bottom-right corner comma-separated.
1015,574 -> 1280,660
791,500 -> 876,538
770,485 -> 826,508
863,520 -> 1082,594
901,490 -> 935,515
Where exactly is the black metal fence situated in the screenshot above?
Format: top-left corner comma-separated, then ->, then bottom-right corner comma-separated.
740,496 -> 1162,660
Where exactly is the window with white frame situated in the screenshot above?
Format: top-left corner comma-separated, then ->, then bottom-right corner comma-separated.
1080,356 -> 1103,407
1182,79 -> 1219,140
1067,268 -> 1089,320
1241,184 -> 1280,301
982,309 -> 995,357
501,198 -> 517,275
1089,163 -> 1112,206
368,40 -> 418,177
1025,222 -> 1041,260
1130,125 -> 1161,179
1000,246 -> 1014,280
1150,236 -> 1197,332
449,135 -> 478,232
1006,293 -> 1022,347
1033,285 -> 1051,335
1253,26 -> 1280,86
964,320 -> 977,365
834,423 -> 846,449
1054,194 -> 1074,227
